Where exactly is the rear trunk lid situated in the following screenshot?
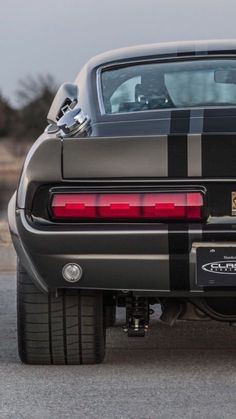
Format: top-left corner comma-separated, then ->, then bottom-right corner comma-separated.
62,108 -> 236,219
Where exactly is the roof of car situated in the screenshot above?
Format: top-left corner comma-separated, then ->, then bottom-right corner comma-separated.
86,39 -> 236,68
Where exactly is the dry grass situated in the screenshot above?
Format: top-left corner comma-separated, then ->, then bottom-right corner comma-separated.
0,138 -> 32,177
0,221 -> 11,245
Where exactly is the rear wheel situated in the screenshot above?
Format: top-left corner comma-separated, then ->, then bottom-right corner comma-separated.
17,261 -> 105,365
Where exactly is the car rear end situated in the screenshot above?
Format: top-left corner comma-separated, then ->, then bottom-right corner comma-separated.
10,128 -> 236,297
9,124 -> 236,364
9,41 -> 236,364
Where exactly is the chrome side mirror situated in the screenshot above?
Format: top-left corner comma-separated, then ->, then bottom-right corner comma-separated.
47,83 -> 78,124
46,82 -> 91,138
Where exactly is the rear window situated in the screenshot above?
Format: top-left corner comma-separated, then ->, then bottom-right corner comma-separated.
101,59 -> 236,113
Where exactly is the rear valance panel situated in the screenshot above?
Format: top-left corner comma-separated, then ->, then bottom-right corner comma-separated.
62,134 -> 236,180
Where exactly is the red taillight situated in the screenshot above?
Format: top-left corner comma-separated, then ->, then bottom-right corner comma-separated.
52,194 -> 97,218
51,192 -> 203,220
143,193 -> 186,218
186,192 -> 202,219
99,194 -> 140,218
143,192 -> 203,219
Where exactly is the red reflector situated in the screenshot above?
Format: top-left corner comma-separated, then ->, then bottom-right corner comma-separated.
51,192 -> 203,220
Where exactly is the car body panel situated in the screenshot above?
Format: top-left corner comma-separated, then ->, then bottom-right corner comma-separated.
8,40 -> 236,295
62,132 -> 236,179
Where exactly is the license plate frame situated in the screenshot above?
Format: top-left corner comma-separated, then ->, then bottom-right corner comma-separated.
196,245 -> 236,287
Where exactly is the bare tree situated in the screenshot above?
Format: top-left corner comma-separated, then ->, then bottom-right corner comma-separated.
16,74 -> 57,107
0,92 -> 15,137
15,74 -> 58,140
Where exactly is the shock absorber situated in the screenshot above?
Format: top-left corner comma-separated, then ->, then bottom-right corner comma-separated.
123,294 -> 150,337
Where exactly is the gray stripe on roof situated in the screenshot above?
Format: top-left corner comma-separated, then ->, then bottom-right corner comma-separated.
189,109 -> 204,133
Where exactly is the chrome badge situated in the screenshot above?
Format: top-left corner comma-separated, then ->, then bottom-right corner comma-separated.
202,260 -> 236,274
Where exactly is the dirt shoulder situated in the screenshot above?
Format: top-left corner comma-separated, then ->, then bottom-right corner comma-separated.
0,221 -> 16,272
0,138 -> 27,271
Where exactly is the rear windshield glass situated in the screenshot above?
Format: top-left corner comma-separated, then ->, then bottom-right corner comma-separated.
101,59 -> 236,113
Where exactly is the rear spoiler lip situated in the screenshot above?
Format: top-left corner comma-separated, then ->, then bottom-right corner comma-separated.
62,133 -> 236,180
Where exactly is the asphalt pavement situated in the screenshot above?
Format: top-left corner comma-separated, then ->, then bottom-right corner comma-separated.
0,273 -> 236,419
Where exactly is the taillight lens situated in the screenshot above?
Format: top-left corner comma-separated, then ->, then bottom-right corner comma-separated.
52,194 -> 97,218
51,192 -> 203,220
143,192 -> 202,219
99,194 -> 140,218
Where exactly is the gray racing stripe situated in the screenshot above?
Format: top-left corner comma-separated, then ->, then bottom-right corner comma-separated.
158,134 -> 168,177
187,134 -> 202,177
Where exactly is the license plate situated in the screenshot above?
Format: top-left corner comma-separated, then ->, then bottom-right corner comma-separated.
196,246 -> 236,286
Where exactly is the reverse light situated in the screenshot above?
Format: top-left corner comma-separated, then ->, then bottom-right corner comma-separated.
51,192 -> 203,220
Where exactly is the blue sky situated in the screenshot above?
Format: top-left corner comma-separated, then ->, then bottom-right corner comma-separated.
1,0 -> 236,105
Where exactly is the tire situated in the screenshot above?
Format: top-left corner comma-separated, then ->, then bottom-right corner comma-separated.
105,305 -> 116,328
17,261 -> 105,365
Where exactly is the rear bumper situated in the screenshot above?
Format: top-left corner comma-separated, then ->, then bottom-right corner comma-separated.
8,193 -> 236,296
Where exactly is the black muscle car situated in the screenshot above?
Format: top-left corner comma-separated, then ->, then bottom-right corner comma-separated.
8,40 -> 236,364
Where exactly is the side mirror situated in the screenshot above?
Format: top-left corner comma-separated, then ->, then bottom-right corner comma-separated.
47,83 -> 78,124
